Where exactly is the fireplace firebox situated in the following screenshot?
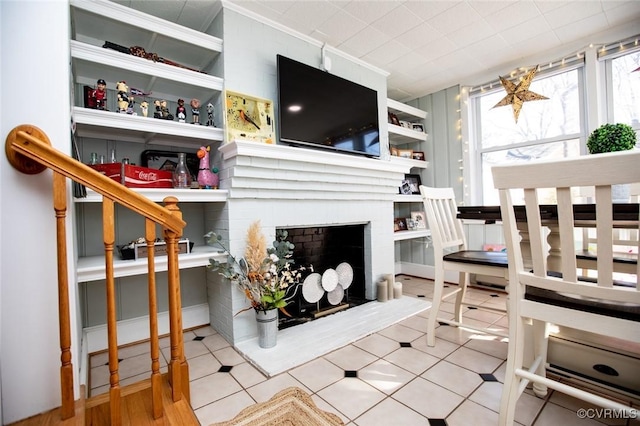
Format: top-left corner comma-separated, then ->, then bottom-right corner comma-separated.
279,224 -> 370,329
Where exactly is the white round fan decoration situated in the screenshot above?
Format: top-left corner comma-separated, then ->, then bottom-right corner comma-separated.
327,284 -> 344,305
321,268 -> 339,292
302,273 -> 324,303
335,262 -> 353,289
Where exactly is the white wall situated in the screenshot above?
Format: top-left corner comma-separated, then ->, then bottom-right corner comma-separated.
1,1 -> 80,423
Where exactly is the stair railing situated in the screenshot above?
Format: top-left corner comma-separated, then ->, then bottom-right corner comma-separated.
5,125 -> 190,424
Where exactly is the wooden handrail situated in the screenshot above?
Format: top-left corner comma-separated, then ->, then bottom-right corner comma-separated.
6,124 -> 190,423
5,125 -> 185,233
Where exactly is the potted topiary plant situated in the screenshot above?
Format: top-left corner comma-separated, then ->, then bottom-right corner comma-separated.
586,123 -> 637,201
587,123 -> 636,154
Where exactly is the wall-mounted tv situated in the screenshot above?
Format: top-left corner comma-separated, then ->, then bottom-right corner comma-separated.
277,54 -> 380,158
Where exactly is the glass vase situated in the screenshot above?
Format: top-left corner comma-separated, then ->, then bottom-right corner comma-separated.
173,152 -> 191,189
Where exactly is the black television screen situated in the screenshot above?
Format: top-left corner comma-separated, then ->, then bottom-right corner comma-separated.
277,55 -> 380,158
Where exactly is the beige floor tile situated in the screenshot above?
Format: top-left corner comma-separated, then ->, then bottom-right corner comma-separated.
189,372 -> 243,409
468,381 -> 504,412
245,374 -> 308,403
202,332 -> 231,352
323,344 -> 378,371
194,390 -> 256,425
421,360 -> 483,397
188,352 -> 222,380
353,396 -> 430,425
445,345 -> 504,373
376,323 -> 425,342
316,377 -> 386,420
359,359 -> 415,394
392,376 -> 464,418
229,362 -> 268,389
212,346 -> 247,366
288,357 -> 344,392
352,333 -> 400,358
446,399 -> 500,426
383,346 -> 439,375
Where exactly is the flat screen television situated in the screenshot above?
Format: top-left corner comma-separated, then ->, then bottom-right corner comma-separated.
277,54 -> 380,158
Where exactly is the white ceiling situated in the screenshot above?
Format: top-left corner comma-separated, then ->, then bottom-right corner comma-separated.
115,0 -> 640,101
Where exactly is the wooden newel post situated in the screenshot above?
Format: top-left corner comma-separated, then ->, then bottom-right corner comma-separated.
163,197 -> 190,403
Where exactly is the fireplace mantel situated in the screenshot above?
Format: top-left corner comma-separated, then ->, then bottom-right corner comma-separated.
219,140 -> 410,200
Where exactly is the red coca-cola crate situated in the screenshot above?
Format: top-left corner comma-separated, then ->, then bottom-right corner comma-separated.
90,163 -> 173,188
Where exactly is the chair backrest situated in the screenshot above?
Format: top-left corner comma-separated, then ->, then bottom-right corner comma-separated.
419,186 -> 467,253
492,151 -> 640,322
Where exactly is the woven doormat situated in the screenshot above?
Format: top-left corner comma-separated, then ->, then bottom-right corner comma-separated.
210,387 -> 344,426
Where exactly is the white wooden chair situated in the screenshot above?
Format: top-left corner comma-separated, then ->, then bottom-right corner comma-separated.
419,186 -> 509,347
577,183 -> 639,275
492,151 -> 640,426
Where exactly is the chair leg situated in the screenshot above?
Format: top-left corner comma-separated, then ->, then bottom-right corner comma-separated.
531,320 -> 549,398
453,271 -> 468,324
427,265 -> 446,347
499,316 -> 526,426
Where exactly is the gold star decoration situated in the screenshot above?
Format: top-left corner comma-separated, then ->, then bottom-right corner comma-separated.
492,67 -> 548,123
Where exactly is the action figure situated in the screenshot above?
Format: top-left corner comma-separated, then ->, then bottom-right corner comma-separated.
206,103 -> 214,126
91,79 -> 107,110
116,81 -> 130,113
190,98 -> 201,124
176,98 -> 187,123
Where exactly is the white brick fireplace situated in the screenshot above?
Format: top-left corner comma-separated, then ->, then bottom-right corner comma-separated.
207,140 -> 409,344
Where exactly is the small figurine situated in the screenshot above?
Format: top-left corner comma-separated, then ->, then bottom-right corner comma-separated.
161,100 -> 173,120
190,98 -> 201,124
92,78 -> 108,110
176,98 -> 186,123
153,99 -> 174,120
196,145 -> 219,189
140,101 -> 149,117
116,81 -> 130,113
126,95 -> 136,115
206,102 -> 215,126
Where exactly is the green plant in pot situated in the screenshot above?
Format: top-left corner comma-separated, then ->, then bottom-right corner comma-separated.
586,123 -> 636,154
587,123 -> 637,201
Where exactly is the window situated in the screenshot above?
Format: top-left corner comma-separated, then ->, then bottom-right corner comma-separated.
605,48 -> 640,132
471,67 -> 584,205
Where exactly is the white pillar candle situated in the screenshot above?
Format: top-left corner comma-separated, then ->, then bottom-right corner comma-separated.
377,279 -> 388,302
386,274 -> 395,300
394,282 -> 403,299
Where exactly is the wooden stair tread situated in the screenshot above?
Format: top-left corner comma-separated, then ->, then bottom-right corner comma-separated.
9,374 -> 197,426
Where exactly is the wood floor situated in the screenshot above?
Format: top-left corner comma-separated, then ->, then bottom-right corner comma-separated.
9,374 -> 199,426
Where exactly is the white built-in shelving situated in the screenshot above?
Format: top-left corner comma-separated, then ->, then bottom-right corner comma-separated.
70,0 -> 227,283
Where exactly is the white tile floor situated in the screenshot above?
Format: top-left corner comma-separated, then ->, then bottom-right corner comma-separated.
89,275 -> 640,425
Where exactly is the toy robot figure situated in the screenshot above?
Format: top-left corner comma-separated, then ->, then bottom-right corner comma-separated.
92,79 -> 108,110
190,98 -> 201,124
206,103 -> 214,126
116,81 -> 130,113
176,98 -> 186,123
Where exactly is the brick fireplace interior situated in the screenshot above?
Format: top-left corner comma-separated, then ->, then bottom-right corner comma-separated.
279,224 -> 369,329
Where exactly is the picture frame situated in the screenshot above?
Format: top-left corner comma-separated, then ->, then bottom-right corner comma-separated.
398,149 -> 413,159
412,123 -> 425,133
399,173 -> 422,195
406,218 -> 416,230
394,217 -> 407,232
390,146 -> 399,156
411,211 -> 427,229
388,112 -> 400,126
399,120 -> 412,129
412,151 -> 425,161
